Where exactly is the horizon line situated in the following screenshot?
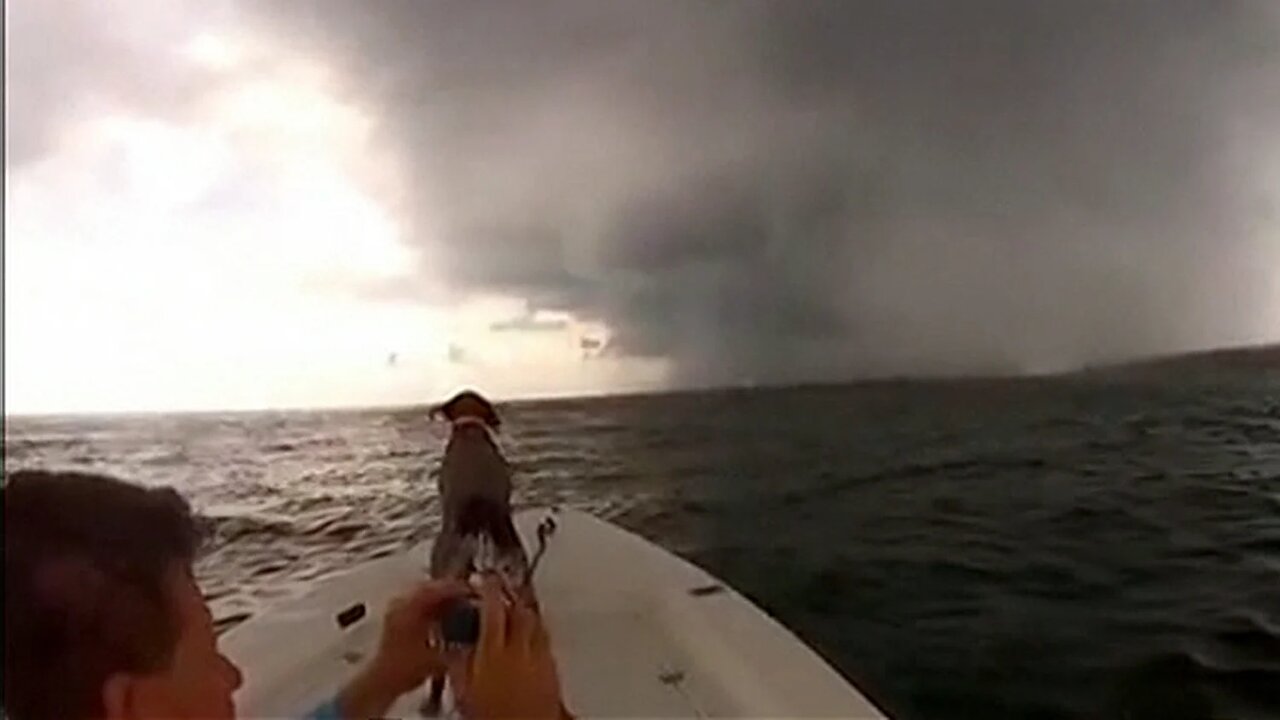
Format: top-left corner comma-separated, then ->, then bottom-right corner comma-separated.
6,339 -> 1277,419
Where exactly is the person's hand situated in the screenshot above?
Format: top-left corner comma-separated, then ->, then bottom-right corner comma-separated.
372,580 -> 473,693
337,580 -> 470,719
451,575 -> 570,720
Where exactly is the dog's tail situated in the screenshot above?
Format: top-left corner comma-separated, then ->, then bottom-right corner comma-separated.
456,496 -> 521,552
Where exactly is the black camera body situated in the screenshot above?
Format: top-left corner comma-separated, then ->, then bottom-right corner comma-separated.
441,599 -> 482,645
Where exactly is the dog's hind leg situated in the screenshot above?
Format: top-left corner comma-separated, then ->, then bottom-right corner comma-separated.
420,673 -> 446,717
422,531 -> 472,717
429,530 -> 463,579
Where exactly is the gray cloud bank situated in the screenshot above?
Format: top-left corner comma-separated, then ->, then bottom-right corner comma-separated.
18,1 -> 1280,387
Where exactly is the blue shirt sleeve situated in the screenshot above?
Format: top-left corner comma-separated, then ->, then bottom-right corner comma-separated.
302,697 -> 342,720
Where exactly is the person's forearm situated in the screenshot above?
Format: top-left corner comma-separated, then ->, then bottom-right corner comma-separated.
335,664 -> 403,719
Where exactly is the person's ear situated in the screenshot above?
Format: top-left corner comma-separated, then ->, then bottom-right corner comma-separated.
102,673 -> 140,720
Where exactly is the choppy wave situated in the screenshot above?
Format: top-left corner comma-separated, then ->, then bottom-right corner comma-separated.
6,374 -> 1279,719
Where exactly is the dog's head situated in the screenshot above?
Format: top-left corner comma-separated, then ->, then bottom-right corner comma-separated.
430,389 -> 501,430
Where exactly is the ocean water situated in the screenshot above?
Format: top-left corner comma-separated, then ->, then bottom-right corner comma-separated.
5,374 -> 1279,719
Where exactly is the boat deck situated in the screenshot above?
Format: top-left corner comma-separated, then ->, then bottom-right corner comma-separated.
221,509 -> 886,718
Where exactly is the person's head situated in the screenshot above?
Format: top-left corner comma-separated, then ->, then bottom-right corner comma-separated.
3,470 -> 242,720
430,389 -> 501,430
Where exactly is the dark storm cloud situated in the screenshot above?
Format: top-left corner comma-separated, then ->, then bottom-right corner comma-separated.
251,1 -> 1280,384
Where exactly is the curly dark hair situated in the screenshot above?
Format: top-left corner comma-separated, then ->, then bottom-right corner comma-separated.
3,470 -> 203,720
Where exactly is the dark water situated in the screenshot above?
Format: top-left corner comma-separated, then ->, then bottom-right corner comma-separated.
6,374 -> 1279,719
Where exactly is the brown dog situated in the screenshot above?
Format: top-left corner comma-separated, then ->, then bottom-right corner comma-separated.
423,390 -> 530,715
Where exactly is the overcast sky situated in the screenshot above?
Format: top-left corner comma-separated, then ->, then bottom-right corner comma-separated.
6,0 -> 1280,413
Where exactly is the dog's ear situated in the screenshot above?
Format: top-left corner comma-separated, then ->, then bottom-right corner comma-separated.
428,402 -> 448,422
431,391 -> 470,423
479,398 -> 501,430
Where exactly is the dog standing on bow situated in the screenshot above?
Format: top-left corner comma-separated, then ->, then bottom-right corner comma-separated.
422,390 -> 530,715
